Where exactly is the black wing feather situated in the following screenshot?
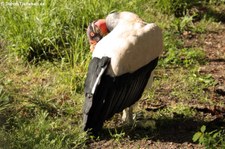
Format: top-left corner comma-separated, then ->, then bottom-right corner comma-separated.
83,57 -> 158,133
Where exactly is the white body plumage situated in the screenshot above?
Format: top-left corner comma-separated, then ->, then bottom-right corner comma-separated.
93,13 -> 163,77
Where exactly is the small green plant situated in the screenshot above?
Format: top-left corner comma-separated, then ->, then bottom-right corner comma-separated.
193,125 -> 207,144
197,74 -> 216,87
193,125 -> 225,148
171,15 -> 195,33
109,129 -> 125,142
161,48 -> 205,67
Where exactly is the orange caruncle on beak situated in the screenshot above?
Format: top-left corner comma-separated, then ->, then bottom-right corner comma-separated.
90,40 -> 97,45
90,40 -> 97,52
90,44 -> 95,52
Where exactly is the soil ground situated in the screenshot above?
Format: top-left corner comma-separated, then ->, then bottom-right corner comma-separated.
87,23 -> 225,149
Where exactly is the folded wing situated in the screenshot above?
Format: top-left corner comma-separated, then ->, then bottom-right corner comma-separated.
83,57 -> 158,133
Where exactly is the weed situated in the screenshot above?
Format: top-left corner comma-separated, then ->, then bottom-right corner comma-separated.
160,48 -> 205,67
171,15 -> 195,33
193,125 -> 225,148
109,129 -> 125,142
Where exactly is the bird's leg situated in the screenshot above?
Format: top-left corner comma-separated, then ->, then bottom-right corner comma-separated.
122,105 -> 135,125
146,71 -> 154,89
121,73 -> 155,125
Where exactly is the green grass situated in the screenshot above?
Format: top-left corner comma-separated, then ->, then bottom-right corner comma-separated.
148,67 -> 215,102
0,0 -> 147,64
0,59 -> 87,148
0,0 -> 225,148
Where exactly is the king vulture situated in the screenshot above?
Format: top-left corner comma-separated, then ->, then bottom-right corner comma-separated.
84,11 -> 163,134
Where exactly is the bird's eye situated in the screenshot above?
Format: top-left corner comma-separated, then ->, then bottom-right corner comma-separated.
90,32 -> 95,37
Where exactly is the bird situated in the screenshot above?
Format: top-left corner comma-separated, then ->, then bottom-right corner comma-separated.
86,12 -> 144,123
84,11 -> 163,135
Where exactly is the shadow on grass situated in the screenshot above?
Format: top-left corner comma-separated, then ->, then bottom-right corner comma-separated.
94,115 -> 225,144
205,7 -> 225,23
192,4 -> 225,23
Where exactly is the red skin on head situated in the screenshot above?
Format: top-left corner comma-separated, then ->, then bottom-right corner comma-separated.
94,19 -> 108,36
89,19 -> 108,52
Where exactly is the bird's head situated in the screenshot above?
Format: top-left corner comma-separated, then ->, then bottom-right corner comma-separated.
87,19 -> 109,52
